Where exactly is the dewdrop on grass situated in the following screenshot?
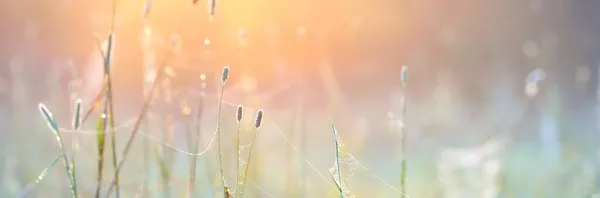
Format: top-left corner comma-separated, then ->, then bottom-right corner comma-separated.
236,105 -> 244,122
254,109 -> 264,128
221,66 -> 230,84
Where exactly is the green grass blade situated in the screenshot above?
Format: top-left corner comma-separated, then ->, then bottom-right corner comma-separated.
17,154 -> 63,198
95,113 -> 108,198
328,117 -> 344,198
38,103 -> 78,198
153,147 -> 171,197
70,99 -> 82,196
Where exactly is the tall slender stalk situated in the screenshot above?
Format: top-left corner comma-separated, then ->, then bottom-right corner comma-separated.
103,7 -> 197,196
187,87 -> 205,197
95,105 -> 109,198
217,67 -> 230,195
239,110 -> 263,198
160,80 -> 175,198
184,107 -> 195,198
234,105 -> 243,197
103,33 -> 121,198
400,66 -> 408,196
141,116 -> 150,198
17,154 -> 63,198
70,99 -> 82,197
329,117 -> 344,198
38,104 -> 78,198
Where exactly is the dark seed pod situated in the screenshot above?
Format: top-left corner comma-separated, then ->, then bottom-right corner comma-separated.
72,99 -> 82,130
236,105 -> 243,122
254,109 -> 264,128
221,66 -> 230,84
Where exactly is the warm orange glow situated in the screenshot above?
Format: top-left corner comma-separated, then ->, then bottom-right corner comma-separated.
143,26 -> 152,38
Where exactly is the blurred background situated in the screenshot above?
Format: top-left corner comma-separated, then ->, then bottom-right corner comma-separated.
2,0 -> 600,197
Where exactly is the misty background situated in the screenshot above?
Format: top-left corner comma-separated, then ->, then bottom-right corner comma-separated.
2,0 -> 600,197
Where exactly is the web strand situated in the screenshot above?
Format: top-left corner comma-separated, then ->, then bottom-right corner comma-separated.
55,99 -> 406,196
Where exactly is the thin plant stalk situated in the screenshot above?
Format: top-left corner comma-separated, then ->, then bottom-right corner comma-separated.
95,106 -> 109,198
103,9 -> 196,196
187,92 -> 205,197
70,99 -> 82,197
400,66 -> 408,196
102,0 -> 122,195
17,154 -> 63,198
103,33 -> 121,198
141,116 -> 150,198
239,128 -> 258,198
217,67 -> 230,194
159,81 -> 175,198
234,122 -> 242,195
38,104 -> 78,198
234,105 -> 243,197
329,117 -> 344,198
184,113 -> 195,198
239,110 -> 263,198
153,146 -> 171,198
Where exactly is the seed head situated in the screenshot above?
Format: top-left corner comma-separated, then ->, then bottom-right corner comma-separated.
221,66 -> 230,84
208,0 -> 216,16
236,105 -> 243,122
254,109 -> 264,128
400,65 -> 408,85
72,99 -> 82,130
142,0 -> 152,19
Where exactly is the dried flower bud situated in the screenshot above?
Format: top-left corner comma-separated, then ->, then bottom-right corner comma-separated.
254,109 -> 264,128
236,105 -> 243,122
221,66 -> 230,84
400,65 -> 408,85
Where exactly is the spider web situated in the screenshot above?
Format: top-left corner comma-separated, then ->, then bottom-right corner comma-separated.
328,127 -> 358,198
